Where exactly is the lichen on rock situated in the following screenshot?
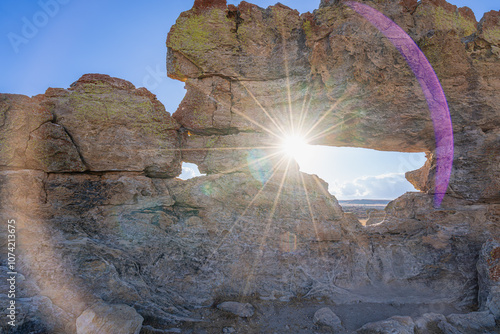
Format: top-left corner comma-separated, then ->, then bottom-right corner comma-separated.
49,74 -> 182,177
0,0 -> 499,333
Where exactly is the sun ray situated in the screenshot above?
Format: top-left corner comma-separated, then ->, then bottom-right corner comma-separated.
176,146 -> 275,152
242,158 -> 292,296
213,64 -> 291,138
273,8 -> 295,136
183,79 -> 284,140
282,37 -> 294,135
233,81 -> 288,137
201,155 -> 290,268
311,174 -> 344,219
306,113 -> 358,143
230,105 -> 284,140
218,150 -> 283,175
297,84 -> 313,136
298,171 -> 325,257
303,85 -> 357,139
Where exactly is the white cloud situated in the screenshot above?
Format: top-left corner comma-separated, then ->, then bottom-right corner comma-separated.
330,173 -> 417,200
178,163 -> 203,180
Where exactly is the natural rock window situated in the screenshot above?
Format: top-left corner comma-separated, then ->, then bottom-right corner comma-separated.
178,162 -> 204,180
291,145 -> 427,223
1,0 -> 499,333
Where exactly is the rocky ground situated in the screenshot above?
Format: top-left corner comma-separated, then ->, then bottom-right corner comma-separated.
0,0 -> 499,333
151,299 -> 467,333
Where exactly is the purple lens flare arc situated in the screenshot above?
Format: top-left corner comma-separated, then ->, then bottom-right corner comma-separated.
345,1 -> 454,208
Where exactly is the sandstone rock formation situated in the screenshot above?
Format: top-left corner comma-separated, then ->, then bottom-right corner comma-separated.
168,0 -> 500,203
49,74 -> 182,177
0,94 -> 85,172
0,0 -> 499,333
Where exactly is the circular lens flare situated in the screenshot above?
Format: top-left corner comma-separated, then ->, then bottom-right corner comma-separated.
346,1 -> 453,208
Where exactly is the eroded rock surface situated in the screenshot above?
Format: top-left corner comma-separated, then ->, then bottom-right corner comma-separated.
0,0 -> 499,333
168,0 -> 500,202
0,94 -> 85,172
50,74 -> 182,177
478,239 -> 500,318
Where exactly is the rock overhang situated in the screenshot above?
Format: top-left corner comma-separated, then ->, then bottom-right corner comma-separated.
0,0 -> 499,332
167,0 -> 500,202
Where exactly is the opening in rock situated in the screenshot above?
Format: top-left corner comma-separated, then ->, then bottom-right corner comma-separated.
293,145 -> 426,224
178,162 -> 204,180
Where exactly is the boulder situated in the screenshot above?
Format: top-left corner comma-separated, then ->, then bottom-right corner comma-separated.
313,307 -> 344,332
217,301 -> 255,318
446,311 -> 497,333
76,302 -> 143,334
414,313 -> 448,334
356,316 -> 415,334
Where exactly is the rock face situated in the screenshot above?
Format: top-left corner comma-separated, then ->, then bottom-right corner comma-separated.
1,74 -> 182,177
0,0 -> 499,333
49,74 -> 182,177
477,239 -> 500,318
167,0 -> 500,203
0,94 -> 85,172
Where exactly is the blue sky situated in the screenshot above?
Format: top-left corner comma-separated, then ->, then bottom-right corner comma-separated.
1,0 -> 497,199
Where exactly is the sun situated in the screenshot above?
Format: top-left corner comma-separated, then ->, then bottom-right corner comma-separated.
280,134 -> 309,161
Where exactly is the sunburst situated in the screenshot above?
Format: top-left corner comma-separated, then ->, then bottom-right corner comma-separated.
173,19 -> 353,301
173,0 -> 452,300
279,134 -> 309,161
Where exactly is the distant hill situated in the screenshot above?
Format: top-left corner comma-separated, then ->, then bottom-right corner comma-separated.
338,199 -> 391,205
